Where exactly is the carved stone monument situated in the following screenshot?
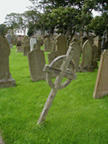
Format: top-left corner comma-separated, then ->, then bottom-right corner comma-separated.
34,40 -> 41,50
16,40 -> 22,52
92,44 -> 98,69
44,37 -> 53,52
37,45 -> 77,125
23,36 -> 30,56
55,34 -> 68,55
93,50 -> 108,98
30,37 -> 36,51
28,49 -> 46,81
0,35 -> 16,88
70,42 -> 81,71
80,40 -> 93,72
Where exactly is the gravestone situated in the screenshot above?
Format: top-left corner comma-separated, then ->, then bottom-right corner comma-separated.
37,45 -> 77,125
80,40 -> 93,72
28,49 -> 46,81
23,36 -> 30,56
55,34 -> 68,55
16,40 -> 23,52
30,37 -> 36,51
34,40 -> 41,50
6,34 -> 13,48
94,36 -> 102,60
47,51 -> 59,65
70,42 -> 81,71
92,44 -> 98,69
93,50 -> 108,98
44,37 -> 52,52
0,35 -> 16,88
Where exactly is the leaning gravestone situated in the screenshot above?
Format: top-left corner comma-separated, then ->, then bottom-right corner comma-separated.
70,42 -> 81,71
93,50 -> 108,98
0,35 -> 16,88
28,49 -> 46,81
80,40 -> 93,72
30,37 -> 36,51
23,36 -> 30,56
37,45 -> 77,125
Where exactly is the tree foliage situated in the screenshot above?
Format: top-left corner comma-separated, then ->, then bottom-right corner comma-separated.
0,24 -> 8,36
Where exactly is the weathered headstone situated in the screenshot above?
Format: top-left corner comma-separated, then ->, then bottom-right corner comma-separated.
80,40 -> 93,72
47,51 -> 59,65
16,40 -> 23,52
70,42 -> 81,71
55,34 -> 68,55
34,40 -> 41,50
94,36 -> 102,60
0,35 -> 15,88
93,50 -> 108,98
23,36 -> 30,56
44,37 -> 52,52
6,34 -> 13,48
92,44 -> 98,69
28,49 -> 46,81
30,37 -> 36,51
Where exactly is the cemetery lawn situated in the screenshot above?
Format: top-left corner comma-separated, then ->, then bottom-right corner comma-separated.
0,46 -> 108,144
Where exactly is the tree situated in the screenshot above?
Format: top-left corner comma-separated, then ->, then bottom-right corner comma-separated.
88,16 -> 107,36
0,24 -> 8,36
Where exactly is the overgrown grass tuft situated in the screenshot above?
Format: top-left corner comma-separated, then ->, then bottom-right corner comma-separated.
0,46 -> 108,144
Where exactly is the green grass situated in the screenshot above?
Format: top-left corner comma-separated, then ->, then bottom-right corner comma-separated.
0,46 -> 108,144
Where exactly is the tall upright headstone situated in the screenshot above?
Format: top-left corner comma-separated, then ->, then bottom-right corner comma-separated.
92,44 -> 98,69
34,40 -> 41,50
55,34 -> 68,55
93,50 -> 108,98
80,40 -> 93,72
0,35 -> 15,88
23,36 -> 30,56
44,37 -> 53,52
70,42 -> 81,71
94,36 -> 102,60
30,37 -> 36,51
28,49 -> 46,81
16,40 -> 22,52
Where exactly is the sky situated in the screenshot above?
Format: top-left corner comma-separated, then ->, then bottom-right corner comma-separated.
0,0 -> 101,24
0,0 -> 32,24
